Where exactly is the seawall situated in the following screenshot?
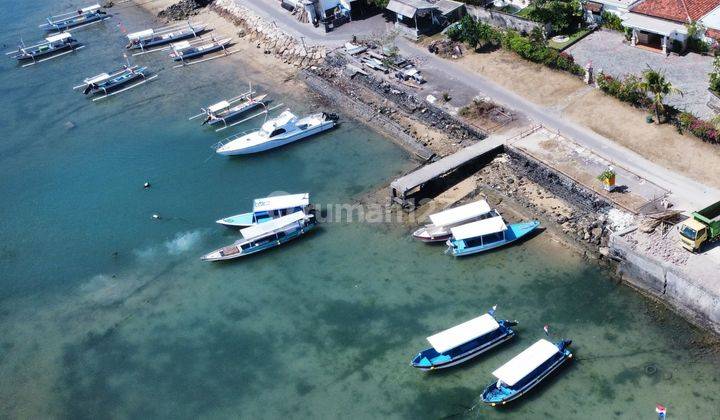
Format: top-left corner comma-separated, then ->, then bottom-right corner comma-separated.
610,233 -> 720,335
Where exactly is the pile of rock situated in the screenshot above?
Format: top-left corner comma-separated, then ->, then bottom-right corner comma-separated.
211,0 -> 327,68
427,39 -> 463,59
158,0 -> 211,21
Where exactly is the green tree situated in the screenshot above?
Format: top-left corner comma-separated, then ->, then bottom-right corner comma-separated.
710,56 -> 720,93
367,0 -> 389,7
639,68 -> 683,124
527,0 -> 583,34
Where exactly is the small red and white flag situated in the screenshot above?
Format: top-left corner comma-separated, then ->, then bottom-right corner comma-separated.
543,325 -> 549,336
656,404 -> 666,418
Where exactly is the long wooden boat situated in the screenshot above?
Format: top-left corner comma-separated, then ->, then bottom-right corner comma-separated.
481,338 -> 573,406
189,91 -> 268,129
74,65 -> 158,101
126,22 -> 206,53
170,37 -> 233,67
216,193 -> 311,228
201,211 -> 316,262
446,217 -> 539,257
413,199 -> 498,243
6,32 -> 83,66
410,310 -> 517,371
39,4 -> 110,32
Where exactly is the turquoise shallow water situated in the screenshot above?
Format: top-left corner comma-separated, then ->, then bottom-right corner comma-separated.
1,1 -> 719,419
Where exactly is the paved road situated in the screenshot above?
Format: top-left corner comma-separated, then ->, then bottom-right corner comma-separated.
395,38 -> 720,212
235,0 -> 719,210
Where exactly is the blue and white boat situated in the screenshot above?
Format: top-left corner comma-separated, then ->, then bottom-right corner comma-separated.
201,211 -> 316,262
126,22 -> 206,54
216,193 -> 311,228
169,37 -> 233,66
481,338 -> 573,406
412,199 -> 499,243
39,4 -> 110,32
411,311 -> 517,371
74,64 -> 158,101
6,32 -> 83,66
446,216 -> 539,257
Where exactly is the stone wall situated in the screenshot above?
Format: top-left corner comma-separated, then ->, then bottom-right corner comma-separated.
466,5 -> 551,35
210,0 -> 327,68
610,233 -> 720,335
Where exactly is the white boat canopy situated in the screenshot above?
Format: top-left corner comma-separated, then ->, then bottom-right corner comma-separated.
427,314 -> 500,353
261,110 -> 297,133
450,216 -> 506,241
492,339 -> 560,387
429,200 -> 491,228
84,72 -> 111,84
240,211 -> 307,239
127,29 -> 154,40
172,40 -> 191,51
253,193 -> 309,213
208,100 -> 231,113
80,4 -> 102,13
46,32 -> 72,43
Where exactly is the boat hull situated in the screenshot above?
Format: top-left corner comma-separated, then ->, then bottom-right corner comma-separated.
10,41 -> 81,61
40,14 -> 109,32
216,212 -> 255,228
411,226 -> 451,243
411,330 -> 515,371
448,220 -> 540,257
129,27 -> 205,50
481,349 -> 572,406
217,121 -> 335,156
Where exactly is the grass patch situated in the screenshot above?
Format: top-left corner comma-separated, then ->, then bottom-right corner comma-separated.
548,29 -> 591,50
515,6 -> 535,19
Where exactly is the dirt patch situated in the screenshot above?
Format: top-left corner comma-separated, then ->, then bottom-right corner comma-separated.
457,49 -> 586,107
563,90 -> 720,189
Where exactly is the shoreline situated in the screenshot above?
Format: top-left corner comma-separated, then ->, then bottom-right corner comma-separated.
131,1 -> 720,339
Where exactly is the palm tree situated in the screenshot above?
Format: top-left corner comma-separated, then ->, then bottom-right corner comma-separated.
639,68 -> 683,124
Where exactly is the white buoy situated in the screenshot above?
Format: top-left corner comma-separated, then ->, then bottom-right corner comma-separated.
152,213 -> 160,220
144,181 -> 151,189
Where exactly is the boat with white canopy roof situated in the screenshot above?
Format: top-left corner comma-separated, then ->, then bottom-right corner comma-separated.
201,211 -> 316,262
6,32 -> 83,66
216,193 -> 312,228
169,36 -> 234,67
410,309 -> 517,371
412,199 -> 498,242
481,338 -> 573,406
74,63 -> 158,101
39,4 -> 110,32
446,216 -> 540,257
189,88 -> 271,131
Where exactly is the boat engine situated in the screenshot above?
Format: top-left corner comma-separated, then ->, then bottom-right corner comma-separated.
322,112 -> 339,122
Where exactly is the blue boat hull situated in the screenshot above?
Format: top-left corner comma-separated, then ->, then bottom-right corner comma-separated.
11,41 -> 81,61
448,220 -> 540,257
411,328 -> 515,371
41,13 -> 109,32
481,343 -> 572,406
172,44 -> 225,62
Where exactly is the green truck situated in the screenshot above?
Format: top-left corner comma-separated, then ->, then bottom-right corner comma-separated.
678,200 -> 720,252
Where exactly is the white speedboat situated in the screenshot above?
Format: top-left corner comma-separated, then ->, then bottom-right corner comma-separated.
215,110 -> 338,156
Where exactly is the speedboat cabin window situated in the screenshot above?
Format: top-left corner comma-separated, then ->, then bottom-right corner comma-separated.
270,128 -> 286,137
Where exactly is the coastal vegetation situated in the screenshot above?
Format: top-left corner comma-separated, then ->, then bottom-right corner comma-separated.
447,15 -> 584,75
639,68 -> 682,125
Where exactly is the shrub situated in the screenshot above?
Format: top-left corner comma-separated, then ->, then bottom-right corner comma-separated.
601,11 -> 623,32
596,73 -> 648,107
710,56 -> 720,92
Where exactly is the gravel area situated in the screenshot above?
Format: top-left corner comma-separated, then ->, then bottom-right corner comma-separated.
567,29 -> 716,119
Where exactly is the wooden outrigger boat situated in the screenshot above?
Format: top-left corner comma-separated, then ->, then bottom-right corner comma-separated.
481,338 -> 573,406
410,310 -> 517,371
39,4 -> 110,32
216,193 -> 311,228
412,199 -> 499,243
189,90 -> 269,131
170,37 -> 235,68
6,32 -> 83,67
446,216 -> 540,257
126,21 -> 207,55
201,211 -> 316,262
74,64 -> 158,102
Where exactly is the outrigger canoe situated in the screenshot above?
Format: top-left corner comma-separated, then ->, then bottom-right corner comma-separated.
481,338 -> 573,406
411,310 -> 517,371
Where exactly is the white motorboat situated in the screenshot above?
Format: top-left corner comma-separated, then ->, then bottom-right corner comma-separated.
215,110 -> 338,156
